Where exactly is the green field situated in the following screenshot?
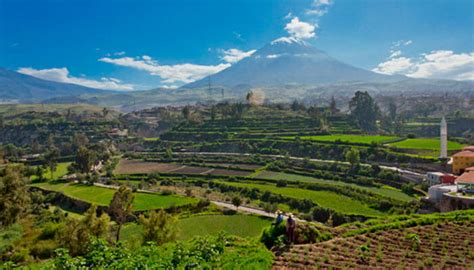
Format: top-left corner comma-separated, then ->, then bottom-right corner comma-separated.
389,138 -> 464,150
285,134 -> 400,144
31,182 -> 197,211
121,214 -> 272,242
220,181 -> 385,217
31,162 -> 71,181
255,171 -> 414,202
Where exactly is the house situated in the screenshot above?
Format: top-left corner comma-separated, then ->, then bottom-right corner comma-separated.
455,172 -> 474,193
452,147 -> 474,174
425,172 -> 456,186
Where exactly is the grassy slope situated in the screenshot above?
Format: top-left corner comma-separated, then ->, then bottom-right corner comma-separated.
284,134 -> 400,144
221,181 -> 385,217
31,182 -> 197,211
121,214 -> 272,241
255,171 -> 414,202
31,162 -> 71,181
390,138 -> 464,150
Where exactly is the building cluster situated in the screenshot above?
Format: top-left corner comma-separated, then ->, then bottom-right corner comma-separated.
427,146 -> 474,210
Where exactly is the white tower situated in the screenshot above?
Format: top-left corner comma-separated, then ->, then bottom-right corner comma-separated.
440,116 -> 448,159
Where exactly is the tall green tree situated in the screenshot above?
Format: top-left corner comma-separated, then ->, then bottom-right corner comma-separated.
139,209 -> 177,245
349,91 -> 380,132
45,147 -> 60,180
60,205 -> 110,256
74,146 -> 96,174
345,148 -> 360,168
182,106 -> 191,121
0,166 -> 30,227
108,185 -> 134,242
329,96 -> 338,114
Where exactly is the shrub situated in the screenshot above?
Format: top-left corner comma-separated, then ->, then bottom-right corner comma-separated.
260,223 -> 286,249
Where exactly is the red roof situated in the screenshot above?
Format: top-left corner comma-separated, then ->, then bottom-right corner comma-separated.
456,172 -> 474,184
466,167 -> 474,172
453,151 -> 474,157
463,146 -> 474,152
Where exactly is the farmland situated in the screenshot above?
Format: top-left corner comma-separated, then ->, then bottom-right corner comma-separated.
219,181 -> 385,217
31,162 -> 71,180
31,182 -> 198,211
274,211 -> 474,269
389,138 -> 464,150
121,214 -> 272,242
284,134 -> 400,144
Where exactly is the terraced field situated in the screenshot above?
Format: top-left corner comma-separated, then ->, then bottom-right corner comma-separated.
115,159 -> 253,176
389,138 -> 464,150
31,182 -> 198,211
254,171 -> 414,202
120,214 -> 272,241
273,221 -> 474,269
284,134 -> 400,144
220,181 -> 385,217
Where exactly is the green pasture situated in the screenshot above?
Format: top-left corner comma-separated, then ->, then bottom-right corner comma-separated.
31,162 -> 71,181
255,171 -> 414,202
220,181 -> 385,217
284,134 -> 400,144
31,182 -> 197,211
121,214 -> 272,242
389,138 -> 464,150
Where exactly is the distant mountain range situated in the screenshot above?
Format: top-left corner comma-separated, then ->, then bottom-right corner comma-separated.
0,68 -> 108,101
0,39 -> 472,108
184,37 -> 405,89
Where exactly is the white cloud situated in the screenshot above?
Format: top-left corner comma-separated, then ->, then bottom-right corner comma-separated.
99,56 -> 231,84
373,50 -> 474,81
404,40 -> 412,46
372,57 -> 413,75
266,54 -> 281,59
114,51 -> 126,56
284,12 -> 293,19
17,67 -> 134,90
306,0 -> 332,16
389,50 -> 402,59
284,17 -> 317,40
220,48 -> 256,63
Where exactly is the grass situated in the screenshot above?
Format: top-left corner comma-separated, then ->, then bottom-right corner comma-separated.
284,134 -> 400,144
121,214 -> 272,242
255,171 -> 414,202
389,138 -> 464,150
31,162 -> 71,181
31,182 -> 198,211
220,181 -> 385,217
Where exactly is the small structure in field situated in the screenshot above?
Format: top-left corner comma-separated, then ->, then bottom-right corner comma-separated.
425,172 -> 456,186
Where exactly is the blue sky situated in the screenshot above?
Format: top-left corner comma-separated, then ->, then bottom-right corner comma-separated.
1,0 -> 473,90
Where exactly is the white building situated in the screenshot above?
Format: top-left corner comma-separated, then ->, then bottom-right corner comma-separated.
428,184 -> 457,203
426,172 -> 445,186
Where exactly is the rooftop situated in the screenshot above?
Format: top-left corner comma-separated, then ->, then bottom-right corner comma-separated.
452,151 -> 474,158
466,166 -> 474,172
455,172 -> 474,184
463,146 -> 474,152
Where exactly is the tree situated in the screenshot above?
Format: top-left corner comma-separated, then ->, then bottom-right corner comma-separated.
74,146 -> 96,174
0,166 -> 30,227
231,196 -> 242,209
182,106 -> 191,121
388,100 -> 397,122
139,209 -> 177,245
349,91 -> 380,132
60,205 -> 110,256
0,114 -> 4,128
345,148 -> 360,167
231,103 -> 245,119
73,133 -> 89,150
210,106 -> 217,121
108,185 -> 134,242
329,96 -> 338,114
246,91 -> 254,105
102,107 -> 109,118
45,147 -> 60,180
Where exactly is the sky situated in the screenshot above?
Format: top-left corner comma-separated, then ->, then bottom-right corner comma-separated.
0,0 -> 473,90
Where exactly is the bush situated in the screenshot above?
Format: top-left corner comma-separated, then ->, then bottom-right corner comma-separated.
276,180 -> 287,187
260,223 -> 286,249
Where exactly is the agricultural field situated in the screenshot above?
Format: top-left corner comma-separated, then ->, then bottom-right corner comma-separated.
30,162 -> 71,181
283,134 -> 400,144
219,181 -> 385,217
31,182 -> 198,211
254,171 -> 415,202
121,214 -> 272,242
274,220 -> 474,269
389,138 -> 464,150
115,159 -> 254,176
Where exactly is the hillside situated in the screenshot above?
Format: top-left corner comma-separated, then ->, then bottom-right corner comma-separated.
0,68 -> 108,101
